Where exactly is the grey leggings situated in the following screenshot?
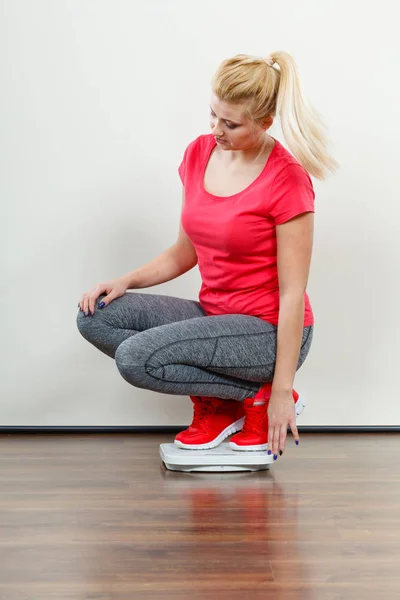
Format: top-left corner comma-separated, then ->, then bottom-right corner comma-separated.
76,292 -> 314,401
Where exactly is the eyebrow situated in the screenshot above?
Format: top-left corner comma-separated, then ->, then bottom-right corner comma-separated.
209,105 -> 240,125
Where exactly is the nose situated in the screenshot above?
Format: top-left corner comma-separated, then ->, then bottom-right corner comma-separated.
211,123 -> 224,137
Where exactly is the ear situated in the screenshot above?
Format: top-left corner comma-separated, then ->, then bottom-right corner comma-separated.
261,115 -> 274,130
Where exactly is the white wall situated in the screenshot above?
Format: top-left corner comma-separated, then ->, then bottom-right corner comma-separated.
2,0 -> 399,426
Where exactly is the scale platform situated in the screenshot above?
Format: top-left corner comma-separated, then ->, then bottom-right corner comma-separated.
160,442 -> 275,472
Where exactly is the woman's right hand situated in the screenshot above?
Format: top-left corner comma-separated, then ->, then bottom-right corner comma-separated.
78,277 -> 129,316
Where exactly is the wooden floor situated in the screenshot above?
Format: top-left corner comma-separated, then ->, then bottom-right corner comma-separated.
0,433 -> 399,599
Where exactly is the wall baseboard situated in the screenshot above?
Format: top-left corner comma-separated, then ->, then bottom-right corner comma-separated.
0,426 -> 399,434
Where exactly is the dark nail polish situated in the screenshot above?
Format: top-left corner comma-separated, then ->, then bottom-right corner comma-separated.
273,454 -> 277,460
267,450 -> 271,455
295,440 -> 299,445
99,302 -> 105,308
279,450 -> 283,456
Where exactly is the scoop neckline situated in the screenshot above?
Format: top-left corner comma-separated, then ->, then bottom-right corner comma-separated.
201,135 -> 278,200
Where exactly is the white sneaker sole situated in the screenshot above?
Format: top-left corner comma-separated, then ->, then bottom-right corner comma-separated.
229,397 -> 306,452
174,417 -> 245,450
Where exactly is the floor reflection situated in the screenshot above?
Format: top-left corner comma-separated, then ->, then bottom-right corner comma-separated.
161,466 -> 312,598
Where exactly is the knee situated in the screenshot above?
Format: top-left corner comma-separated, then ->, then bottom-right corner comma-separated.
115,334 -> 164,390
76,309 -> 88,335
77,293 -> 105,322
76,303 -> 104,341
115,336 -> 145,380
76,308 -> 93,337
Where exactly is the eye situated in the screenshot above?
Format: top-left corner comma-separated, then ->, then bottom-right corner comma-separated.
210,111 -> 238,129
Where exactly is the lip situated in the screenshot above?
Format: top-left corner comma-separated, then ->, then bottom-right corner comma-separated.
215,137 -> 227,144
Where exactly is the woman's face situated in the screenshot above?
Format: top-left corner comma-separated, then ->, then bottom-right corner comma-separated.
209,92 -> 272,151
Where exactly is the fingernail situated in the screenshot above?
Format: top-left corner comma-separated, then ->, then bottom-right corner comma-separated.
267,450 -> 271,455
279,450 -> 283,456
295,440 -> 299,445
273,454 -> 277,460
99,302 -> 105,308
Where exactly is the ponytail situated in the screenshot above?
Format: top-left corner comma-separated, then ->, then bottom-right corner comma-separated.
211,52 -> 338,180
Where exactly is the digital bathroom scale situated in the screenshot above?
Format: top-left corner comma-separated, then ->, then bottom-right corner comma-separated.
159,442 -> 274,472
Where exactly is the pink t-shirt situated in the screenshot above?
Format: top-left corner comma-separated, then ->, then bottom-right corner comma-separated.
178,133 -> 315,327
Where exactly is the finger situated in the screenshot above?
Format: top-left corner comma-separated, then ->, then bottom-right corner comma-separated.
279,425 -> 287,455
272,427 -> 280,458
268,424 -> 274,456
89,295 -> 96,316
290,420 -> 300,445
84,288 -> 95,316
89,288 -> 99,316
269,426 -> 276,456
82,295 -> 89,316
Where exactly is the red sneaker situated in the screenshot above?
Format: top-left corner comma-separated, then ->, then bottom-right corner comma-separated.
229,388 -> 305,451
174,396 -> 245,450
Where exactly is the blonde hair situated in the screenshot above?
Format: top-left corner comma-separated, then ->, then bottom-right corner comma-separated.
211,52 -> 338,180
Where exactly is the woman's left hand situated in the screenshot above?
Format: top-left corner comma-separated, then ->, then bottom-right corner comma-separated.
267,390 -> 299,458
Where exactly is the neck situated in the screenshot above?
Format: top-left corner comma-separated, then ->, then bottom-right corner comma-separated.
222,134 -> 274,164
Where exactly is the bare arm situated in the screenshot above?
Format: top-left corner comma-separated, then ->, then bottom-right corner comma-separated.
267,211 -> 314,456
272,211 -> 314,393
120,187 -> 198,289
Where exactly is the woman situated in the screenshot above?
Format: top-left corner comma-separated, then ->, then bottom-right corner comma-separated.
77,52 -> 337,461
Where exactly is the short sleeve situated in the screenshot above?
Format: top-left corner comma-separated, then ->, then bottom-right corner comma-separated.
178,147 -> 188,186
178,135 -> 203,187
268,164 -> 315,225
